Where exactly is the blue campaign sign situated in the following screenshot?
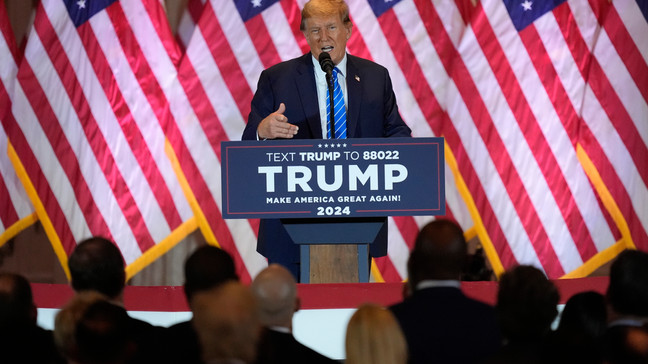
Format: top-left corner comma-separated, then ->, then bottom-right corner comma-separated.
221,137 -> 445,218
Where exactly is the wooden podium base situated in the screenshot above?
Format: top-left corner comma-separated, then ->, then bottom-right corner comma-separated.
309,245 -> 359,283
301,243 -> 369,283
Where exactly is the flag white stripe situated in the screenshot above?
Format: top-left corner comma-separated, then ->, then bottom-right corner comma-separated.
614,1 -> 648,65
446,77 -> 543,269
262,2 -> 302,61
187,30 -> 247,141
349,1 -> 428,138
484,1 -> 616,255
23,27 -> 139,250
47,3 -> 177,246
214,0 -> 265,91
460,24 -> 583,272
12,73 -> 93,243
591,27 -> 648,147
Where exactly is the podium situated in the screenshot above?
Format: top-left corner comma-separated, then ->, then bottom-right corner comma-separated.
221,137 -> 445,283
282,217 -> 385,283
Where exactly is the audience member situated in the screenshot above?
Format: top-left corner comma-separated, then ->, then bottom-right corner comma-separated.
54,291 -> 106,360
68,236 -> 164,364
251,264 -> 336,364
0,272 -> 64,363
192,281 -> 261,364
165,245 -> 238,364
55,292 -> 135,364
545,291 -> 606,363
75,299 -> 135,364
346,303 -> 407,364
390,219 -> 501,364
602,249 -> 648,364
489,265 -> 559,364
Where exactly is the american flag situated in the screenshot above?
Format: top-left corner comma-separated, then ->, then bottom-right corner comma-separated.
6,0 -> 197,279
3,0 -> 646,282
0,0 -> 37,247
176,0 -> 647,281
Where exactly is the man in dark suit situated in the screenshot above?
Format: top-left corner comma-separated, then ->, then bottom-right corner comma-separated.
602,249 -> 648,363
251,264 -> 337,364
242,0 -> 411,279
0,272 -> 64,364
68,237 -> 165,364
165,245 -> 238,364
390,220 -> 501,364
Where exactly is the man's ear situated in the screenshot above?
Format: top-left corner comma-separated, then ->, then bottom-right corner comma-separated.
294,297 -> 301,313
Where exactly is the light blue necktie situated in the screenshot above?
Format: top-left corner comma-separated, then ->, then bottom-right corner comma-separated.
326,67 -> 347,139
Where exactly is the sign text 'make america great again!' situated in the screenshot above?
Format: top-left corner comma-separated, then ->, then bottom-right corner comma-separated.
221,138 -> 445,219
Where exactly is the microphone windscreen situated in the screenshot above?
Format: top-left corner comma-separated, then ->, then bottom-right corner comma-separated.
318,52 -> 334,74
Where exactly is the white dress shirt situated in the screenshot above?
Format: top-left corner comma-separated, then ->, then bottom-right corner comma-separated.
311,54 -> 348,139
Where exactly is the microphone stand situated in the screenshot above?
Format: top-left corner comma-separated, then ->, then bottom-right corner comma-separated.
326,72 -> 335,139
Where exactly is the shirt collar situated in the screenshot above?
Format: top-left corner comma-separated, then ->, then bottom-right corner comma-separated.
416,279 -> 462,291
311,52 -> 347,78
268,326 -> 291,334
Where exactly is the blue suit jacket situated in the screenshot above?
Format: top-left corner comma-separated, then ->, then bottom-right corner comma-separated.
243,53 -> 411,266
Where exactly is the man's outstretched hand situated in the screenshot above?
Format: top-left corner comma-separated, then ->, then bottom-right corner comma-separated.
257,103 -> 299,139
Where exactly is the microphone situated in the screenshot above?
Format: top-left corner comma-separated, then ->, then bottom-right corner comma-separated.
318,52 -> 336,139
318,52 -> 334,77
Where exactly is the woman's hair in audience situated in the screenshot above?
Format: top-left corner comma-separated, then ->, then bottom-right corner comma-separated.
496,265 -> 560,342
54,291 -> 107,359
345,303 -> 408,364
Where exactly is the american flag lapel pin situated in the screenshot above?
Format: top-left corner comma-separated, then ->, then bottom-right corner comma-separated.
355,75 -> 360,82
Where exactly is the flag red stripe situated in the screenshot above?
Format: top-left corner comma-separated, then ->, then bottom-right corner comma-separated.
202,3 -> 253,120
590,1 -> 648,103
245,15 -> 281,68
0,175 -> 19,227
187,0 -> 204,24
440,115 -> 518,269
554,4 -> 648,189
392,215 -> 418,250
472,3 -> 598,262
280,0 -> 309,54
79,11 -> 184,234
0,4 -> 18,64
415,0 -> 561,275
15,60 -> 106,253
177,58 -> 229,160
161,111 -> 255,282
346,15 -> 372,61
177,45 -> 260,239
0,83 -> 20,226
377,10 -> 447,132
34,9 -> 155,252
141,0 -> 183,67
579,126 -> 648,250
518,25 -> 579,145
2,116 -> 76,254
374,255 -> 402,282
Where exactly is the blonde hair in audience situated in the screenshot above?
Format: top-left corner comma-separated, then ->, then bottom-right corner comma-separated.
53,291 -> 107,358
345,303 -> 408,364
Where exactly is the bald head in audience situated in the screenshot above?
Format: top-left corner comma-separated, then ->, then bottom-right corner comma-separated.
407,219 -> 467,286
192,281 -> 261,364
251,264 -> 299,330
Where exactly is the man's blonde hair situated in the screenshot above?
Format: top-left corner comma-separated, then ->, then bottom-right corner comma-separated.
300,0 -> 351,31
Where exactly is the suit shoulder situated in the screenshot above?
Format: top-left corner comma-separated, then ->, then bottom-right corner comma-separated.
263,54 -> 310,76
